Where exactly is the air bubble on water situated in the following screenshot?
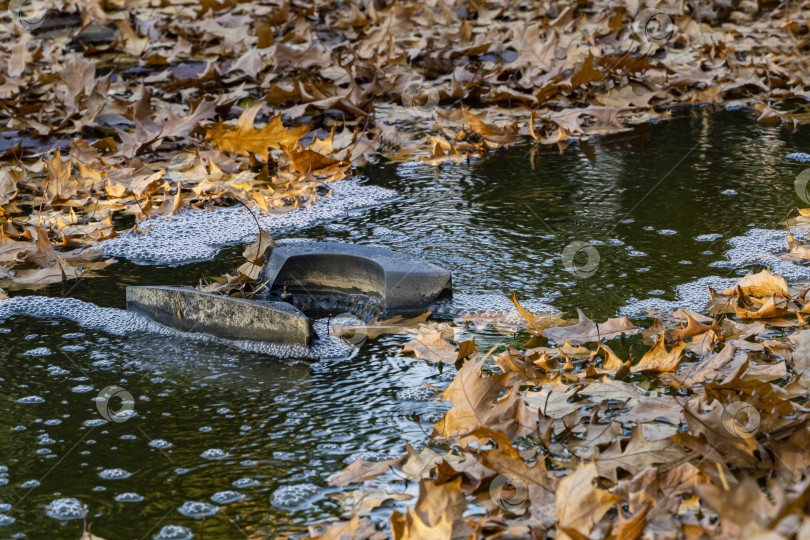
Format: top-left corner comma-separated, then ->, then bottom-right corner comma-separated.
372,226 -> 407,238
420,411 -> 446,423
200,448 -> 229,460
115,492 -> 144,503
721,189 -> 738,195
319,443 -> 342,454
0,504 -> 10,512
47,366 -> 69,376
20,480 -> 40,489
62,345 -> 86,352
696,233 -> 722,242
211,490 -> 245,504
0,515 -> 14,526
148,439 -> 172,449
270,483 -> 320,508
232,477 -> 261,488
99,468 -> 131,480
62,332 -> 85,339
787,152 -> 810,162
45,498 -> 84,520
22,347 -> 51,357
628,250 -> 647,257
657,229 -> 677,235
154,525 -> 194,540
343,451 -> 399,464
99,181 -> 395,265
70,385 -> 94,393
37,434 -> 55,445
177,501 -> 218,519
84,419 -> 107,427
17,396 -> 44,404
396,386 -> 436,401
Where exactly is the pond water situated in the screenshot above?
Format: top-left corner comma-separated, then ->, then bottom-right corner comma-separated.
1,108 -> 810,538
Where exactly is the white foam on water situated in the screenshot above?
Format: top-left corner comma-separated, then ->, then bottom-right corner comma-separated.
100,181 -> 396,265
0,296 -> 351,360
435,292 -> 558,323
787,152 -> 810,163
621,276 -> 737,317
717,228 -> 810,280
622,227 -> 810,317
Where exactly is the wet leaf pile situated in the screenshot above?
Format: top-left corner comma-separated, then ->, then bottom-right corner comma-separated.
2,0 -> 810,289
302,264 -> 810,539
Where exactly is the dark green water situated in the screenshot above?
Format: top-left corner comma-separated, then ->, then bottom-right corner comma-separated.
1,109 -> 809,539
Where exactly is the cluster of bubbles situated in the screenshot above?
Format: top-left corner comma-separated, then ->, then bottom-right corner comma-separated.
432,292 -> 557,322
154,525 -> 194,540
270,483 -> 320,508
44,498 -> 84,520
100,182 -> 395,265
0,295 -> 343,359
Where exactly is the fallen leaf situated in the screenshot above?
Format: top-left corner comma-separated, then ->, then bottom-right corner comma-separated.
328,456 -> 405,487
542,308 -> 640,346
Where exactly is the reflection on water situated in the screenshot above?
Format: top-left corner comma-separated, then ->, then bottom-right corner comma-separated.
2,109 -> 810,537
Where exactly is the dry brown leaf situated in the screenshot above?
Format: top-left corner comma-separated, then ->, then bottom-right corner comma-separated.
327,456 -> 405,487
402,330 -> 458,364
542,308 -> 640,346
205,105 -> 310,160
631,334 -> 687,373
555,462 -> 619,538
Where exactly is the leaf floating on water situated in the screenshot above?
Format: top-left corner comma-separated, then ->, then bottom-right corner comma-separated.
718,269 -> 789,298
327,456 -> 406,487
541,308 -> 640,346
401,329 -> 458,365
631,333 -> 687,373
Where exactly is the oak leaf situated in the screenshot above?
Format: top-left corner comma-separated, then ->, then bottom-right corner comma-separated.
631,334 -> 687,373
542,308 -> 640,346
555,462 -> 619,538
327,456 -> 405,487
205,104 -> 310,160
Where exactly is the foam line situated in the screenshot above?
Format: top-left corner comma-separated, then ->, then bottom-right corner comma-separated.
100,181 -> 396,265
0,296 -> 353,359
